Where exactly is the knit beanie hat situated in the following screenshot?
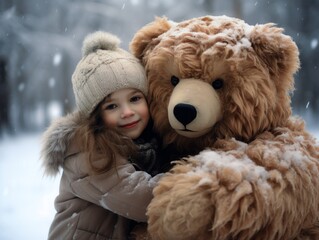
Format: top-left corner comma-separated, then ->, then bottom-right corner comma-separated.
72,31 -> 148,117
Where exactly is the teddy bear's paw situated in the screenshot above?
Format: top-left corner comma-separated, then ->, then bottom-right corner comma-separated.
147,172 -> 215,240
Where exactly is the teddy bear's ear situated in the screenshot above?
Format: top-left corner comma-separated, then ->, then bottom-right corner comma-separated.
250,23 -> 300,78
130,17 -> 172,60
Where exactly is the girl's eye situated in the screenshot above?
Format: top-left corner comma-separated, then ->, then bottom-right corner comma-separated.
212,78 -> 224,90
171,76 -> 180,86
130,95 -> 142,102
104,104 -> 117,110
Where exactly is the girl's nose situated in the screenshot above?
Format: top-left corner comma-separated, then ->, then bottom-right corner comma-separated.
121,105 -> 135,118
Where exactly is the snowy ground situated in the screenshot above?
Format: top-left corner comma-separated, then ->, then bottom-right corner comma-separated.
0,128 -> 318,240
0,133 -> 60,240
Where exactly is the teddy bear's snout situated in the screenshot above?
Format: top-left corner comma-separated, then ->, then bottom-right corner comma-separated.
167,78 -> 222,138
173,103 -> 197,126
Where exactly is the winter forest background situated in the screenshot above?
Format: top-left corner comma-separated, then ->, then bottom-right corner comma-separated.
0,0 -> 318,239
0,0 -> 319,134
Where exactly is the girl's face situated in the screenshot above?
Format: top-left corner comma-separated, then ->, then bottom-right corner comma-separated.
100,88 -> 150,140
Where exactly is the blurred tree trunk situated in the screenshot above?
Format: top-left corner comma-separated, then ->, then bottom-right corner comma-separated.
233,0 -> 243,19
292,0 -> 319,113
61,54 -> 74,115
0,57 -> 10,135
203,0 -> 214,13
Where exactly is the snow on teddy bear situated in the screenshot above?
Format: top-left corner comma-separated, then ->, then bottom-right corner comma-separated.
130,15 -> 319,240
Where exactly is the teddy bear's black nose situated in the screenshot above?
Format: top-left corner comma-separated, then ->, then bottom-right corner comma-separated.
173,103 -> 197,126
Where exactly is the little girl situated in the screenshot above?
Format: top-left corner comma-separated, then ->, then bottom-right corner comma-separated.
41,31 -> 162,239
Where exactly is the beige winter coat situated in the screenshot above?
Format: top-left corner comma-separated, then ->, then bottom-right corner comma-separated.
41,112 -> 162,240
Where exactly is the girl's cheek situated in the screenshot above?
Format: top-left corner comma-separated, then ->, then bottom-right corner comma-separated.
102,112 -> 118,127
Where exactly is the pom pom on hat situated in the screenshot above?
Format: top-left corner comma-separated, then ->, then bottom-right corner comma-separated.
82,31 -> 121,57
72,31 -> 148,117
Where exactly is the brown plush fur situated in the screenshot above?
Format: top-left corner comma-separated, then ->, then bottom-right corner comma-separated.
130,16 -> 319,239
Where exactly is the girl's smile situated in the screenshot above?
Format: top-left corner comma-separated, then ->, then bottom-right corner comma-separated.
120,120 -> 140,129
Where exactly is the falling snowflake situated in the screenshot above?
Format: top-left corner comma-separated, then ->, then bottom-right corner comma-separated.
48,101 -> 62,120
18,83 -> 25,92
53,53 -> 62,66
49,78 -> 55,88
311,39 -> 318,49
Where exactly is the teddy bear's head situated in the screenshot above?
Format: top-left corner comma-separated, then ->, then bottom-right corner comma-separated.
130,16 -> 299,150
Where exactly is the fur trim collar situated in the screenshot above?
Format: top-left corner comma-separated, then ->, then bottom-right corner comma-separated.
40,111 -> 83,176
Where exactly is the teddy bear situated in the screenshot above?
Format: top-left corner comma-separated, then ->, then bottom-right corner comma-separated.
130,15 -> 319,240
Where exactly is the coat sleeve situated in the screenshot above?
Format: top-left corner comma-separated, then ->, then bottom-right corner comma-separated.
67,152 -> 163,222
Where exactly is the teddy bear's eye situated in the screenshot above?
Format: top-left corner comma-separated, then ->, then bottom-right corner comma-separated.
171,76 -> 180,86
212,78 -> 224,90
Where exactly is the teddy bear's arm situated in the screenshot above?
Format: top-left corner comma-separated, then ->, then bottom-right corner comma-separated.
147,136 -> 319,240
147,151 -> 272,240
